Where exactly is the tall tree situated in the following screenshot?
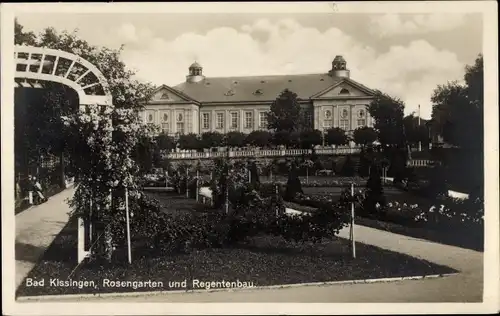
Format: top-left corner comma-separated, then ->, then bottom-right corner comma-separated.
430,54 -> 483,195
367,92 -> 406,148
267,89 -> 301,132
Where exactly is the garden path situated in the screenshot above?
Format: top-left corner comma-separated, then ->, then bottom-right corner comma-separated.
15,187 -> 75,289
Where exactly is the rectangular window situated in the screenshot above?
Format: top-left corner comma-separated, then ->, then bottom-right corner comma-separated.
161,123 -> 169,134
340,119 -> 349,131
245,111 -> 253,129
230,112 -> 238,129
216,112 -> 224,129
357,119 -> 366,128
202,113 -> 210,129
323,120 -> 332,129
176,122 -> 184,135
259,112 -> 268,128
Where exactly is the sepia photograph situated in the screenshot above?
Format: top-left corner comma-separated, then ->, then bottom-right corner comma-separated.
1,1 -> 498,315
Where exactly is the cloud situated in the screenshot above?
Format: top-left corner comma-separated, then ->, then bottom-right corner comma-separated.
369,14 -> 467,37
117,18 -> 466,118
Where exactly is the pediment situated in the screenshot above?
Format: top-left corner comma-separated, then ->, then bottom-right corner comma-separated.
150,85 -> 193,103
312,79 -> 375,99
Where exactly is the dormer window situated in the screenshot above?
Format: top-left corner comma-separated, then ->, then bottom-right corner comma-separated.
225,89 -> 235,96
253,89 -> 263,95
260,80 -> 266,83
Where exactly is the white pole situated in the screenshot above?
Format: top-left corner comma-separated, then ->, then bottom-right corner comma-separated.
351,183 -> 356,259
77,216 -> 86,264
125,188 -> 132,264
186,168 -> 189,198
89,189 -> 93,244
196,170 -> 199,201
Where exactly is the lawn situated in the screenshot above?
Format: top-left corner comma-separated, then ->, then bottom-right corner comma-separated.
16,193 -> 456,297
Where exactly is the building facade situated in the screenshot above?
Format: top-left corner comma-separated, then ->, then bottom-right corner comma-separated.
141,56 -> 375,136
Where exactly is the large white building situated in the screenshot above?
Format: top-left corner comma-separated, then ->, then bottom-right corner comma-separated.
141,56 -> 376,136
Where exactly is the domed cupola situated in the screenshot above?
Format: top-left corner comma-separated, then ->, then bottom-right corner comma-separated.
186,61 -> 205,83
329,55 -> 350,78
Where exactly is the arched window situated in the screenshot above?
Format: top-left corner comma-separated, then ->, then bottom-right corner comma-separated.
163,113 -> 169,122
148,114 -> 154,122
160,92 -> 170,100
339,88 -> 350,95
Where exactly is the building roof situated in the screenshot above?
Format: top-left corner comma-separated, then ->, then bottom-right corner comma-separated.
189,62 -> 202,69
172,73 -> 362,103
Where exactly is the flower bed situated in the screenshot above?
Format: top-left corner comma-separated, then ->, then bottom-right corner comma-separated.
261,176 -> 367,187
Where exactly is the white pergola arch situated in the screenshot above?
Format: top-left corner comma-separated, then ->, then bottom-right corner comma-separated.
14,45 -> 112,107
15,45 -> 114,263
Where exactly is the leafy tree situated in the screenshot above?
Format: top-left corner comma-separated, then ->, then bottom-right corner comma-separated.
300,129 -> 322,149
272,130 -> 292,147
178,133 -> 200,150
225,131 -> 247,148
245,130 -> 272,148
325,127 -> 348,146
358,147 -> 374,177
431,55 -> 483,150
267,89 -> 301,132
367,91 -> 406,147
430,54 -> 483,195
14,21 -> 156,190
403,114 -> 430,148
15,18 -> 36,46
134,131 -> 161,173
353,126 -> 378,147
201,131 -> 224,149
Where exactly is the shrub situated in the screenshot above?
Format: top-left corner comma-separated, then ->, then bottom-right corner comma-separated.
340,156 -> 356,176
285,161 -> 303,200
363,164 -> 386,215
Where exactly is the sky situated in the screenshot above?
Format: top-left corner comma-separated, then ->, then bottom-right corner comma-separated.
16,9 -> 483,119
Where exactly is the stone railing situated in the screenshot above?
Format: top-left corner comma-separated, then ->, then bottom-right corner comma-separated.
407,159 -> 435,167
164,147 -> 362,160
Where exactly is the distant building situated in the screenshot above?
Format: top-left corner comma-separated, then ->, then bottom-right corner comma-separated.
141,56 -> 376,136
